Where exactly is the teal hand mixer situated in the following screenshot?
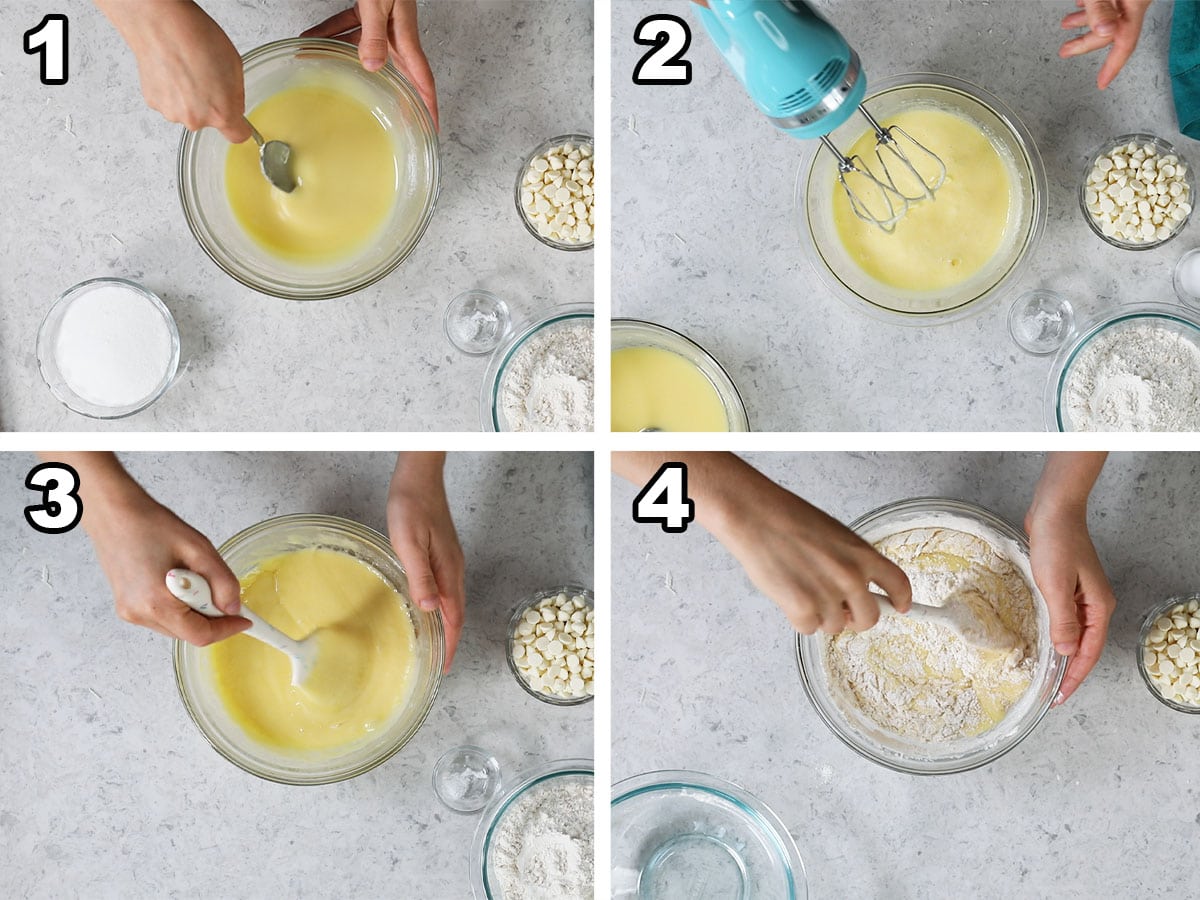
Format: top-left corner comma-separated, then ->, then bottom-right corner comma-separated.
695,0 -> 946,231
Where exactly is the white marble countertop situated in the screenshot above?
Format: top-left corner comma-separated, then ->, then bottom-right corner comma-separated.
613,451 -> 1200,898
613,0 -> 1193,430
0,0 -> 593,432
1,451 -> 594,895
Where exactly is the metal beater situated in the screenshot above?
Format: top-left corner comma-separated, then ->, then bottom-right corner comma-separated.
695,0 -> 947,232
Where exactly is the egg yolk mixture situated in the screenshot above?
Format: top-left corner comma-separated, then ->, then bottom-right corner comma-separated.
611,346 -> 729,432
831,107 -> 1015,292
225,84 -> 398,263
208,548 -> 417,752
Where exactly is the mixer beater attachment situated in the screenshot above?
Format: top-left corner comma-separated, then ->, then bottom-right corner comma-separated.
858,106 -> 948,203
819,135 -> 908,233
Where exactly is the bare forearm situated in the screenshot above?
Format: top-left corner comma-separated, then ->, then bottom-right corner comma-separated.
1030,452 -> 1108,519
37,451 -> 151,534
391,452 -> 447,494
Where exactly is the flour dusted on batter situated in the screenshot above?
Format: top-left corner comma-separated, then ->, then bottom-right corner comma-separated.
1063,320 -> 1200,431
824,525 -> 1037,742
500,320 -> 594,432
492,776 -> 594,900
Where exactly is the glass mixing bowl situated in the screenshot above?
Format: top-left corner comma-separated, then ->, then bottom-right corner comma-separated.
515,133 -> 595,251
611,319 -> 751,432
471,759 -> 594,899
506,585 -> 594,706
1079,134 -> 1193,251
481,303 -> 594,432
1045,303 -> 1200,432
611,770 -> 808,900
796,498 -> 1067,775
796,73 -> 1046,325
178,38 -> 439,300
174,514 -> 445,784
1137,594 -> 1200,714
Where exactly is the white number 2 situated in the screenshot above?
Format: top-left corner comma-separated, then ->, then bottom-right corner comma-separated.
24,15 -> 69,86
633,15 -> 693,86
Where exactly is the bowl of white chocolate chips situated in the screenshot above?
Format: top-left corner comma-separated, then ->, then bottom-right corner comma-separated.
515,134 -> 594,250
1080,134 -> 1193,250
507,586 -> 595,705
1138,594 -> 1200,712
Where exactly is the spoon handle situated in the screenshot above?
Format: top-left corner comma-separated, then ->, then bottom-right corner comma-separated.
244,117 -> 264,148
165,568 -> 305,656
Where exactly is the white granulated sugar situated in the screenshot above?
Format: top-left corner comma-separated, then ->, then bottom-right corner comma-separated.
825,524 -> 1037,743
53,284 -> 173,408
492,776 -> 593,900
500,321 -> 593,432
1063,321 -> 1200,431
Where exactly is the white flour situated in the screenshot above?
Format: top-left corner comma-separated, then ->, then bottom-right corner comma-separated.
824,524 -> 1037,743
1063,320 -> 1200,431
500,320 -> 593,432
492,776 -> 593,900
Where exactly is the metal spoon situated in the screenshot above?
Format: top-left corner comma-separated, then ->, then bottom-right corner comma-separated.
245,118 -> 297,193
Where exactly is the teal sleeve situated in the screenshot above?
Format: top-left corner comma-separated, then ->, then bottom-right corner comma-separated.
1171,0 -> 1200,140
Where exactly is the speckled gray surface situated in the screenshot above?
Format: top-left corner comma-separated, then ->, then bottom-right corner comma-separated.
613,452 -> 1200,898
0,451 -> 593,895
613,0 -> 1193,430
0,1 -> 593,432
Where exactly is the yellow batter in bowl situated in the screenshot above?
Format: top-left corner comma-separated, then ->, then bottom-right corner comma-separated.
225,82 -> 399,264
208,547 -> 417,752
832,107 -> 1015,292
612,346 -> 730,432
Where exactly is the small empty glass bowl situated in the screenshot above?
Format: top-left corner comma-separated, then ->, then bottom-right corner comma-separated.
1080,134 -> 1193,251
1137,594 -> 1200,713
612,770 -> 808,900
433,745 -> 503,813
36,277 -> 180,419
444,290 -> 511,355
1007,289 -> 1074,355
506,585 -> 594,706
515,133 -> 594,251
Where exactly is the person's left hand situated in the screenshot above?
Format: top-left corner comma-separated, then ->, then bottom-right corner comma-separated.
387,454 -> 464,671
1025,500 -> 1117,705
1059,0 -> 1154,90
303,0 -> 439,129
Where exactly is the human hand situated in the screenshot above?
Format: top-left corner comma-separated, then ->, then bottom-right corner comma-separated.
303,1 -> 440,130
95,0 -> 251,142
1059,0 -> 1154,90
387,453 -> 465,671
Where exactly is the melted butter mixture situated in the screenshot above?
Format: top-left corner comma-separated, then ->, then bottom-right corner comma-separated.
824,525 -> 1037,743
208,548 -> 417,752
611,346 -> 729,432
832,107 -> 1015,292
225,83 -> 398,263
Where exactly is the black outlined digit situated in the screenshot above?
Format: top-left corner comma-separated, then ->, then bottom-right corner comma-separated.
633,15 -> 692,86
632,462 -> 695,534
24,14 -> 69,86
24,463 -> 83,535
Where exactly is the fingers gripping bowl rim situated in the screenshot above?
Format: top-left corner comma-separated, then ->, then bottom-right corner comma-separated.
173,513 -> 445,785
178,38 -> 440,300
795,497 -> 1067,775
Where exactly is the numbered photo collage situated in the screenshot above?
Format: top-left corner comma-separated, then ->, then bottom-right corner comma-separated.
4,1 -> 1200,899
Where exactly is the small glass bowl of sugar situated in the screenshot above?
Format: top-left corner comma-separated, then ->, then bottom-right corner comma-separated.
37,278 -> 180,419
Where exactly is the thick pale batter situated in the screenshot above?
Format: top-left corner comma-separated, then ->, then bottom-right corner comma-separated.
226,82 -> 398,263
832,107 -> 1015,292
611,346 -> 729,432
208,548 -> 418,752
824,523 -> 1037,743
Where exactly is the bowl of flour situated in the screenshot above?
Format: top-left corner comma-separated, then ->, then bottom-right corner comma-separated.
795,498 -> 1067,775
1047,304 -> 1200,432
481,304 -> 594,432
470,758 -> 593,899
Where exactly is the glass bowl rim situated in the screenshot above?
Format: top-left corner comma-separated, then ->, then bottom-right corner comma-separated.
513,132 -> 595,252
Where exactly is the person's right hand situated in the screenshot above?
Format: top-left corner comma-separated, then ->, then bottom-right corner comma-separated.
96,0 -> 251,142
85,488 -> 249,646
1059,0 -> 1154,90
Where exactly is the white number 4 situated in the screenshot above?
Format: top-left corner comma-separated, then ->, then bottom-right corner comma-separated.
24,14 -> 69,86
633,463 -> 695,534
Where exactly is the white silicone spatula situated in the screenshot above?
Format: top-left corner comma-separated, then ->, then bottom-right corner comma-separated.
871,591 -> 1020,652
166,568 -> 318,686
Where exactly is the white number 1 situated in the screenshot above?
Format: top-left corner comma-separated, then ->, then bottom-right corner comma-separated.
25,14 -> 69,86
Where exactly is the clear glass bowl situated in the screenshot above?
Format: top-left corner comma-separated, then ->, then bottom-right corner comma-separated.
796,497 -> 1067,775
611,770 -> 808,900
611,319 -> 751,432
471,759 -> 594,899
1136,594 -> 1200,713
1045,303 -> 1200,432
796,73 -> 1046,325
36,277 -> 180,419
174,514 -> 445,784
505,585 -> 594,706
178,38 -> 439,300
514,133 -> 594,251
1079,134 -> 1193,251
480,303 -> 594,432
